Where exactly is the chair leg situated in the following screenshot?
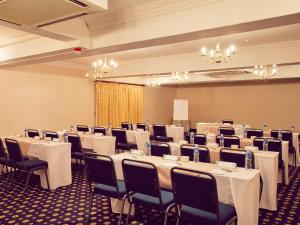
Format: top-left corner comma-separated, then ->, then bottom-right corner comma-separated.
23,171 -> 32,194
163,204 -> 174,225
282,162 -> 285,185
125,202 -> 133,225
44,169 -> 50,190
118,195 -> 127,225
8,168 -> 16,191
175,205 -> 181,225
4,167 -> 13,191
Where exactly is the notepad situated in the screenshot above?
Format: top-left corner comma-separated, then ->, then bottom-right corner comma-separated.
130,150 -> 144,156
216,161 -> 237,172
163,155 -> 179,161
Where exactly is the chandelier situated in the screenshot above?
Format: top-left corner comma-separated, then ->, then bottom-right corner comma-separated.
145,76 -> 161,87
171,71 -> 189,83
253,64 -> 277,80
201,43 -> 236,64
85,57 -> 118,81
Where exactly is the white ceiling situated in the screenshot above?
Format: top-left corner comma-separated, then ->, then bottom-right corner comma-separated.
0,26 -> 37,47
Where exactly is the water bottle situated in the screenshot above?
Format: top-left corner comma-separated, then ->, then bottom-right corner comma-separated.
243,125 -> 247,138
91,127 -> 94,134
220,134 -> 224,147
109,123 -> 112,130
291,125 -> 295,132
42,130 -> 45,139
278,130 -> 282,141
128,124 -> 132,130
190,132 -> 195,145
70,125 -> 74,132
263,139 -> 268,151
263,123 -> 267,131
24,127 -> 28,138
193,144 -> 200,162
64,131 -> 68,142
145,140 -> 151,156
245,150 -> 253,169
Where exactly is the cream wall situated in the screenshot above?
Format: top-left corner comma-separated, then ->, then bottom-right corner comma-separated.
0,65 -> 94,136
176,80 -> 300,130
143,87 -> 177,124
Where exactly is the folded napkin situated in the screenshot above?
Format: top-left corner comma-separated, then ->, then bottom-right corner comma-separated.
161,161 -> 179,168
210,168 -> 228,175
179,140 -> 188,145
95,133 -> 103,136
130,150 -> 144,156
216,161 -> 237,172
244,146 -> 258,151
163,155 -> 179,161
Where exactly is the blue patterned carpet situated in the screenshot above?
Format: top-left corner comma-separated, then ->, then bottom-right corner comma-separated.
0,165 -> 299,225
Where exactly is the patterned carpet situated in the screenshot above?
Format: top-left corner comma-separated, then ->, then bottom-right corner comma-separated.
0,164 -> 299,225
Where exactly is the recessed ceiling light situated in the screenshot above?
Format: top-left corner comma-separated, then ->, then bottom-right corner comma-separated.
245,39 -> 249,42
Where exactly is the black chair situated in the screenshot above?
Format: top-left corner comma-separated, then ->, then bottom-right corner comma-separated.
222,120 -> 234,124
111,129 -> 137,153
171,167 -> 237,225
153,124 -> 173,142
271,130 -> 296,166
136,123 -> 147,131
77,125 -> 89,133
184,129 -> 198,143
121,159 -> 175,225
93,126 -> 106,135
253,138 -> 285,183
220,148 -> 249,168
246,129 -> 263,139
0,139 -> 9,174
121,122 -> 132,130
5,138 -> 49,192
150,141 -> 171,157
180,144 -> 210,162
44,131 -> 59,140
194,134 -> 207,145
85,153 -> 126,225
218,127 -> 235,136
27,129 -> 40,138
68,133 -> 92,166
216,135 -> 240,148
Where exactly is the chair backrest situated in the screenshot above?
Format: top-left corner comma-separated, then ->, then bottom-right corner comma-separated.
44,131 -> 59,140
136,123 -> 147,131
111,129 -> 128,144
94,126 -> 106,135
150,141 -> 171,157
219,127 -> 235,136
122,159 -> 161,200
246,129 -> 263,138
216,135 -> 240,148
180,144 -> 210,162
27,129 -> 39,138
77,125 -> 89,132
194,134 -> 207,145
253,137 -> 265,150
67,133 -> 83,153
153,124 -> 167,137
121,122 -> 132,130
222,119 -> 233,124
5,138 -> 24,162
267,139 -> 283,161
271,130 -> 293,149
85,153 -> 118,189
171,167 -> 220,219
189,128 -> 197,133
220,148 -> 248,167
0,139 -> 7,158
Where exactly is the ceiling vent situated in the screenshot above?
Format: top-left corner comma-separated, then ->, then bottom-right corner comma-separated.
0,0 -> 107,27
201,70 -> 252,79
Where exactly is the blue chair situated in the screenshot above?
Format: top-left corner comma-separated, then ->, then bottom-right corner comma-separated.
153,124 -> 173,142
136,123 -> 147,131
93,126 -> 106,135
171,167 -> 237,225
0,139 -> 9,174
5,138 -> 49,193
150,141 -> 171,157
220,148 -> 248,168
77,125 -> 89,133
121,159 -> 175,225
27,129 -> 40,138
222,120 -> 234,124
194,134 -> 207,145
68,133 -> 93,166
44,131 -> 59,140
218,127 -> 235,136
216,135 -> 240,148
245,128 -> 263,138
111,128 -> 137,153
180,144 -> 210,162
84,153 -> 126,225
121,122 -> 132,130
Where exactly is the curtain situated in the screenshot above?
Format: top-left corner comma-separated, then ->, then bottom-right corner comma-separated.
95,82 -> 144,127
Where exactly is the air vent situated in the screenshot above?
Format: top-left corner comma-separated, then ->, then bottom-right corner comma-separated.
202,70 -> 251,79
0,0 -> 106,27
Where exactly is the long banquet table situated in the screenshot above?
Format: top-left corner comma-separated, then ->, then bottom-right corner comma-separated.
111,153 -> 260,225
2,136 -> 72,190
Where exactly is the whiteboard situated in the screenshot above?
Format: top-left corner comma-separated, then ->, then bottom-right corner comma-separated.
173,99 -> 188,121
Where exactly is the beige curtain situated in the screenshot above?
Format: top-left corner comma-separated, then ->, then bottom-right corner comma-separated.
95,82 -> 144,127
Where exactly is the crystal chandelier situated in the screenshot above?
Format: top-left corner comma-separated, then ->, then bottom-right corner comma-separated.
253,64 -> 277,80
171,71 -> 189,83
85,57 -> 118,81
201,43 -> 236,63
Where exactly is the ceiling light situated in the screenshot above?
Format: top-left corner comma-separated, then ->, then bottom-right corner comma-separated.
253,64 -> 278,80
201,42 -> 236,64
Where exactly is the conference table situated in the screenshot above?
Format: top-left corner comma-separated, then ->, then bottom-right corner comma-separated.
111,152 -> 260,225
126,130 -> 150,152
1,136 -> 72,190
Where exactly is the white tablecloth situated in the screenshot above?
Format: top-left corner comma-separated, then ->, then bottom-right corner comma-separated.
166,126 -> 184,143
80,134 -> 116,156
126,130 -> 150,152
111,153 -> 260,225
2,136 -> 72,190
196,122 -> 250,136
